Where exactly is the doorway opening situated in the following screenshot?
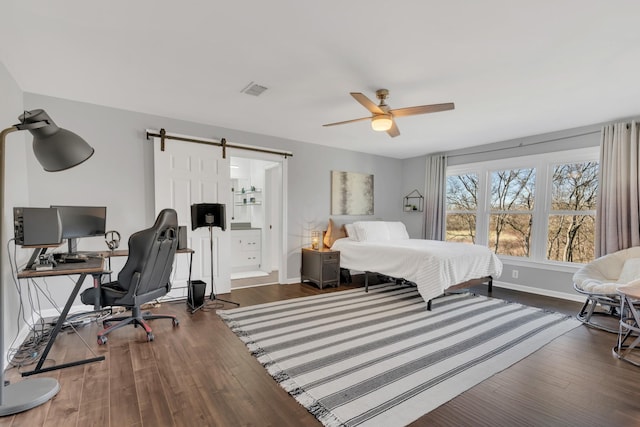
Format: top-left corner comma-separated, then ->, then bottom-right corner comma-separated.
229,153 -> 285,289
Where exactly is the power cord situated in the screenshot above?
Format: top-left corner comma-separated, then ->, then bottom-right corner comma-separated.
6,239 -> 54,368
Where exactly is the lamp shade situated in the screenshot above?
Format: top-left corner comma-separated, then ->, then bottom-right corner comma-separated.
18,109 -> 94,172
371,114 -> 393,132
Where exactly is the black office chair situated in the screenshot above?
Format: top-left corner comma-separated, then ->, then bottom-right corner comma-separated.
81,208 -> 180,344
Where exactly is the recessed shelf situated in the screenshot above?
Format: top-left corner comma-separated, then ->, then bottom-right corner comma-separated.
235,201 -> 262,206
233,189 -> 262,195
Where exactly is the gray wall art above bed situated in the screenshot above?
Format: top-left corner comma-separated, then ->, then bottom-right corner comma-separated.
331,170 -> 374,215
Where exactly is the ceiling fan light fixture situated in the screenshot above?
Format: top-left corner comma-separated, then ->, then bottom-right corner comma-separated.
371,114 -> 392,132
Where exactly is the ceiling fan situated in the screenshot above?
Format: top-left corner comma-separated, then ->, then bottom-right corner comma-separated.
322,89 -> 454,137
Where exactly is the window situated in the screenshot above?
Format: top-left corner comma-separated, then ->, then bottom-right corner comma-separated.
547,161 -> 598,263
445,148 -> 599,265
446,173 -> 478,243
489,168 -> 535,257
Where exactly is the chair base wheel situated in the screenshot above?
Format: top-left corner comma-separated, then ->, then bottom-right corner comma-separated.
98,336 -> 108,345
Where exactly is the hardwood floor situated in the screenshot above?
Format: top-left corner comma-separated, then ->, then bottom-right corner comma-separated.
1,279 -> 639,426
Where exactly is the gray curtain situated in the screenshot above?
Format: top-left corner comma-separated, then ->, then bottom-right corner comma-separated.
596,121 -> 640,256
423,154 -> 447,240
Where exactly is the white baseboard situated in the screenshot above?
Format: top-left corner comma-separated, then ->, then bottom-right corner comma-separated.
493,280 -> 584,303
232,281 -> 279,290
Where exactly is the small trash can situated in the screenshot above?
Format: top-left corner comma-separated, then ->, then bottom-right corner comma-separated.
188,280 -> 206,311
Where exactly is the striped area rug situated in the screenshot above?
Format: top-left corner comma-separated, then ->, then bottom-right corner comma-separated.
218,284 -> 580,427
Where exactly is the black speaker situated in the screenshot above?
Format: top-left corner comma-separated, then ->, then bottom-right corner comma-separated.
177,226 -> 187,250
188,280 -> 206,310
191,203 -> 226,230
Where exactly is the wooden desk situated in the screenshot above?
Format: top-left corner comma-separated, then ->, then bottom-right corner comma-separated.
17,256 -> 107,376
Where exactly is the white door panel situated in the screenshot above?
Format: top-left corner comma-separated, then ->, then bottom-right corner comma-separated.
153,137 -> 231,298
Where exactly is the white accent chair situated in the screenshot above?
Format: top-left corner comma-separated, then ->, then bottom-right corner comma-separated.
573,246 -> 640,333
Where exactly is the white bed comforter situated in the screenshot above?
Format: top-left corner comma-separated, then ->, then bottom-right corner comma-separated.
331,238 -> 503,302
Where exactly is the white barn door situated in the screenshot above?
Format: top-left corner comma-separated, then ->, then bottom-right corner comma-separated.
153,136 -> 231,298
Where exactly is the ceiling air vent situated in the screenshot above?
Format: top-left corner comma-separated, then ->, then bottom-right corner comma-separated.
240,81 -> 268,96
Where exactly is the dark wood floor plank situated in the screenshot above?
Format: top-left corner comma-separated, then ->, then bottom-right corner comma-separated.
77,353 -> 110,426
40,328 -> 89,427
107,341 -> 142,426
76,399 -> 110,427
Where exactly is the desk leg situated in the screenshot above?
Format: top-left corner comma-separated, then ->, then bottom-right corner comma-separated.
92,273 -> 102,311
25,248 -> 46,270
22,272 -> 105,377
188,250 -> 193,286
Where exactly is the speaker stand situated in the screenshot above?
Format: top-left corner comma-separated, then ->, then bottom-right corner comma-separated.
207,224 -> 239,307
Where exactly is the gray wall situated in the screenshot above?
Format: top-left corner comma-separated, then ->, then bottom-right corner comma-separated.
400,155 -> 427,238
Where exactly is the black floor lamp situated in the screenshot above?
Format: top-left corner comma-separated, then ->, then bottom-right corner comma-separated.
0,109 -> 94,415
190,203 -> 239,307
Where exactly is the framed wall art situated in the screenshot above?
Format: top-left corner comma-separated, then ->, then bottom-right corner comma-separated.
330,170 -> 374,215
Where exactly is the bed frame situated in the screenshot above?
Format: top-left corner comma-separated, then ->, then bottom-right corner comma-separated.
363,271 -> 493,310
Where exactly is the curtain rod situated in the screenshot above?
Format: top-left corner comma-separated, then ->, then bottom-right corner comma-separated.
146,129 -> 293,159
447,129 -> 600,159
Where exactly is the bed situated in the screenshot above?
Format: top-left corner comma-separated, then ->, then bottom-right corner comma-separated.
327,220 -> 503,307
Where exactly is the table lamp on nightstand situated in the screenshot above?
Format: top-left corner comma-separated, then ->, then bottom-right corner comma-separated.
311,231 -> 321,250
0,109 -> 94,415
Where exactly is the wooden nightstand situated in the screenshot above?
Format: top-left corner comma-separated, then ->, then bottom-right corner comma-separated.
301,247 -> 340,289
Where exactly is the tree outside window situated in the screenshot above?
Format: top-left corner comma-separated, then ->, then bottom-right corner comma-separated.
446,173 -> 478,243
489,168 -> 535,257
547,162 -> 598,263
445,148 -> 598,265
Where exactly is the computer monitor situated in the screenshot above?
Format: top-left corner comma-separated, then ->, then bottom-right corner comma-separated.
51,205 -> 107,253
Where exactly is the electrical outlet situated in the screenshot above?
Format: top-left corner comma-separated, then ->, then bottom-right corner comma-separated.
512,269 -> 519,279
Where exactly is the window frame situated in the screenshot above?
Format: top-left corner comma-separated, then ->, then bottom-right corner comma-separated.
446,147 -> 599,267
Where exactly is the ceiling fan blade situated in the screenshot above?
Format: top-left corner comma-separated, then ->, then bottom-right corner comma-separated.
390,102 -> 455,118
387,120 -> 400,137
351,92 -> 385,114
322,116 -> 371,127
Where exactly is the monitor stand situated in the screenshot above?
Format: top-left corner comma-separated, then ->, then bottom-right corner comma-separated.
67,238 -> 78,254
60,239 -> 88,262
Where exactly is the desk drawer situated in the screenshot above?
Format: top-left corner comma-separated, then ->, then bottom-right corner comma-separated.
323,252 -> 339,263
234,250 -> 261,268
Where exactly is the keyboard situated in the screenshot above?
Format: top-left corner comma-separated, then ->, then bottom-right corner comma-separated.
62,257 -> 87,263
55,253 -> 88,263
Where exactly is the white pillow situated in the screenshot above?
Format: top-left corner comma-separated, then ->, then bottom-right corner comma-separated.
619,258 -> 640,283
344,223 -> 358,240
353,221 -> 390,241
386,221 -> 410,239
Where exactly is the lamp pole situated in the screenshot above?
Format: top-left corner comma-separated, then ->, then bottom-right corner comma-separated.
0,110 -> 93,416
0,125 -> 60,415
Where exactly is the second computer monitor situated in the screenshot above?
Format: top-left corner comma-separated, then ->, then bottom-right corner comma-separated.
51,205 -> 107,253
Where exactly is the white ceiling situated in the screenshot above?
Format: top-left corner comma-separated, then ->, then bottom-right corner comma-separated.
2,1 -> 639,159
